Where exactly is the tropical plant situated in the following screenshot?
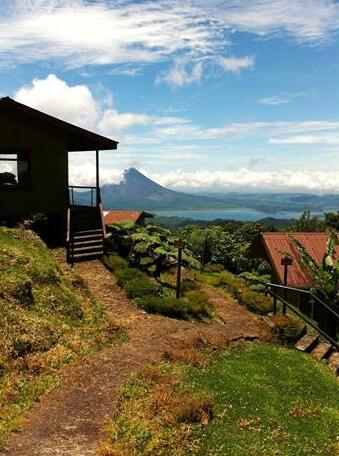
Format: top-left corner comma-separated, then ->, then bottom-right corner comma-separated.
291,232 -> 339,308
291,232 -> 339,338
107,222 -> 201,276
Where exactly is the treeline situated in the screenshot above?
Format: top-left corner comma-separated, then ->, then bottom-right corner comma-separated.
174,211 -> 339,275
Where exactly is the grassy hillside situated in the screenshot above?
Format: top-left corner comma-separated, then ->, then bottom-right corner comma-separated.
99,344 -> 339,456
0,228 -> 124,448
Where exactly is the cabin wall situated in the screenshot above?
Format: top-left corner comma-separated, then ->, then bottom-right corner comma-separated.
0,113 -> 69,218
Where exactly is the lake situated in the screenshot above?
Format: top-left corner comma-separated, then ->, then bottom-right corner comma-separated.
154,208 -> 323,222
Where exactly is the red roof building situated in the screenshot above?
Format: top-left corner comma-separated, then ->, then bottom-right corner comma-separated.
260,232 -> 339,288
104,210 -> 153,226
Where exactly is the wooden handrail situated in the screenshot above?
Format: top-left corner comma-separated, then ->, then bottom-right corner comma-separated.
99,202 -> 107,238
66,207 -> 71,244
68,185 -> 98,189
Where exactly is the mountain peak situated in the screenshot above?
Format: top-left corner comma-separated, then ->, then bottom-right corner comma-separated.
101,167 -> 221,210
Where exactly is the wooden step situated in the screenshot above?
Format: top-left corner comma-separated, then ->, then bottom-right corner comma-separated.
328,352 -> 339,376
310,342 -> 333,361
295,333 -> 319,353
73,232 -> 103,240
73,238 -> 104,246
73,251 -> 103,260
73,243 -> 103,255
73,229 -> 103,236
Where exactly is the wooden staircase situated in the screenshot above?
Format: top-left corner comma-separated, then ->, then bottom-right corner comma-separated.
67,205 -> 105,263
295,332 -> 339,376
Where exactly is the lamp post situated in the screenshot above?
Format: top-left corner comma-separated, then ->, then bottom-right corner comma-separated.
281,256 -> 293,315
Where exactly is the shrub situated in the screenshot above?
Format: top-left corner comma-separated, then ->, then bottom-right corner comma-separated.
217,271 -> 273,315
181,279 -> 200,292
135,295 -> 212,320
103,254 -> 128,272
237,271 -> 270,287
114,267 -> 145,287
203,263 -> 224,273
124,276 -> 159,299
272,315 -> 306,344
184,290 -> 209,306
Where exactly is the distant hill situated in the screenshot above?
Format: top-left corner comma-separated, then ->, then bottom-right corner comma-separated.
96,167 -> 339,214
101,168 -> 225,210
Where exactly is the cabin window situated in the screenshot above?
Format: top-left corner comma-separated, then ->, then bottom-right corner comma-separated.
0,150 -> 30,189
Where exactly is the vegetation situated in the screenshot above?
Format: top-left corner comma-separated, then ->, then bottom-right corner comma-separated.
107,222 -> 200,276
0,228 -> 124,448
99,343 -> 339,456
202,270 -> 273,315
103,253 -> 213,321
272,315 -> 306,344
290,231 -> 339,338
176,222 -> 271,274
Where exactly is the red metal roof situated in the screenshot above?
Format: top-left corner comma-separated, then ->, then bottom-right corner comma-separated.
261,232 -> 339,288
104,210 -> 151,225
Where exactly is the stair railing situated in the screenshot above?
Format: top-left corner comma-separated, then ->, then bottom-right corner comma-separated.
265,283 -> 339,350
66,207 -> 74,264
68,186 -> 97,207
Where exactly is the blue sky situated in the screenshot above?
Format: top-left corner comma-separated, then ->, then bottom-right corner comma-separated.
0,0 -> 339,193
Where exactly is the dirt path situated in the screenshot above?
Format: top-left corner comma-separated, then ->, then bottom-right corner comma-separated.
2,261 -> 269,456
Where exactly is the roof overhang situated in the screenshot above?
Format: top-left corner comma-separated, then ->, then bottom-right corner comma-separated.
0,97 -> 118,151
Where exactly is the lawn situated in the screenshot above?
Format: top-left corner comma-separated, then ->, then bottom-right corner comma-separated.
188,343 -> 339,456
100,343 -> 339,456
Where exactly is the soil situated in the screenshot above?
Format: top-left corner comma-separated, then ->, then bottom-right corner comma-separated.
1,261 -> 269,456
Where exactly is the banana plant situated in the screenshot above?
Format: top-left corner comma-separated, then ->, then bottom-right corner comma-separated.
291,231 -> 339,310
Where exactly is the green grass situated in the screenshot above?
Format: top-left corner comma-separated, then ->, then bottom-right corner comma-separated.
100,343 -> 339,456
199,271 -> 273,315
0,228 -> 125,448
188,344 -> 339,456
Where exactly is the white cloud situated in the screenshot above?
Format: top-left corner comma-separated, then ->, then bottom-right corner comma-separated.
13,74 -> 160,135
216,56 -> 254,73
98,109 -> 151,135
156,56 -> 203,87
270,134 -> 339,145
149,168 -> 339,193
258,92 -> 305,106
0,0 -> 338,76
218,0 -> 339,43
69,165 -> 339,193
15,74 -> 99,129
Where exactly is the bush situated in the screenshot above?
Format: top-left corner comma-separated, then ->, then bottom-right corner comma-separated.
135,295 -> 212,320
184,290 -> 209,306
203,263 -> 224,273
181,279 -> 200,292
237,271 -> 270,287
114,267 -> 145,287
272,315 -> 306,344
217,271 -> 273,315
103,254 -> 128,272
124,276 -> 159,299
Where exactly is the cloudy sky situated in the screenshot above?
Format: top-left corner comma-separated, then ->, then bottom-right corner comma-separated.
1,0 -> 339,192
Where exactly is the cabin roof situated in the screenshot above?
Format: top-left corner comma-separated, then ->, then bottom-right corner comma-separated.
261,232 -> 339,288
0,97 -> 118,151
104,210 -> 153,225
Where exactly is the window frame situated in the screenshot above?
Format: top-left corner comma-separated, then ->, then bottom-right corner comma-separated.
0,148 -> 31,191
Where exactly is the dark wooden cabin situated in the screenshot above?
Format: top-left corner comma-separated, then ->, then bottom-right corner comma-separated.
0,97 -> 118,262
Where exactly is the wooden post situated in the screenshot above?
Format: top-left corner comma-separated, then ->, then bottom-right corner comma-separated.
273,295 -> 277,316
174,239 -> 185,299
281,257 -> 293,315
95,150 -> 100,205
